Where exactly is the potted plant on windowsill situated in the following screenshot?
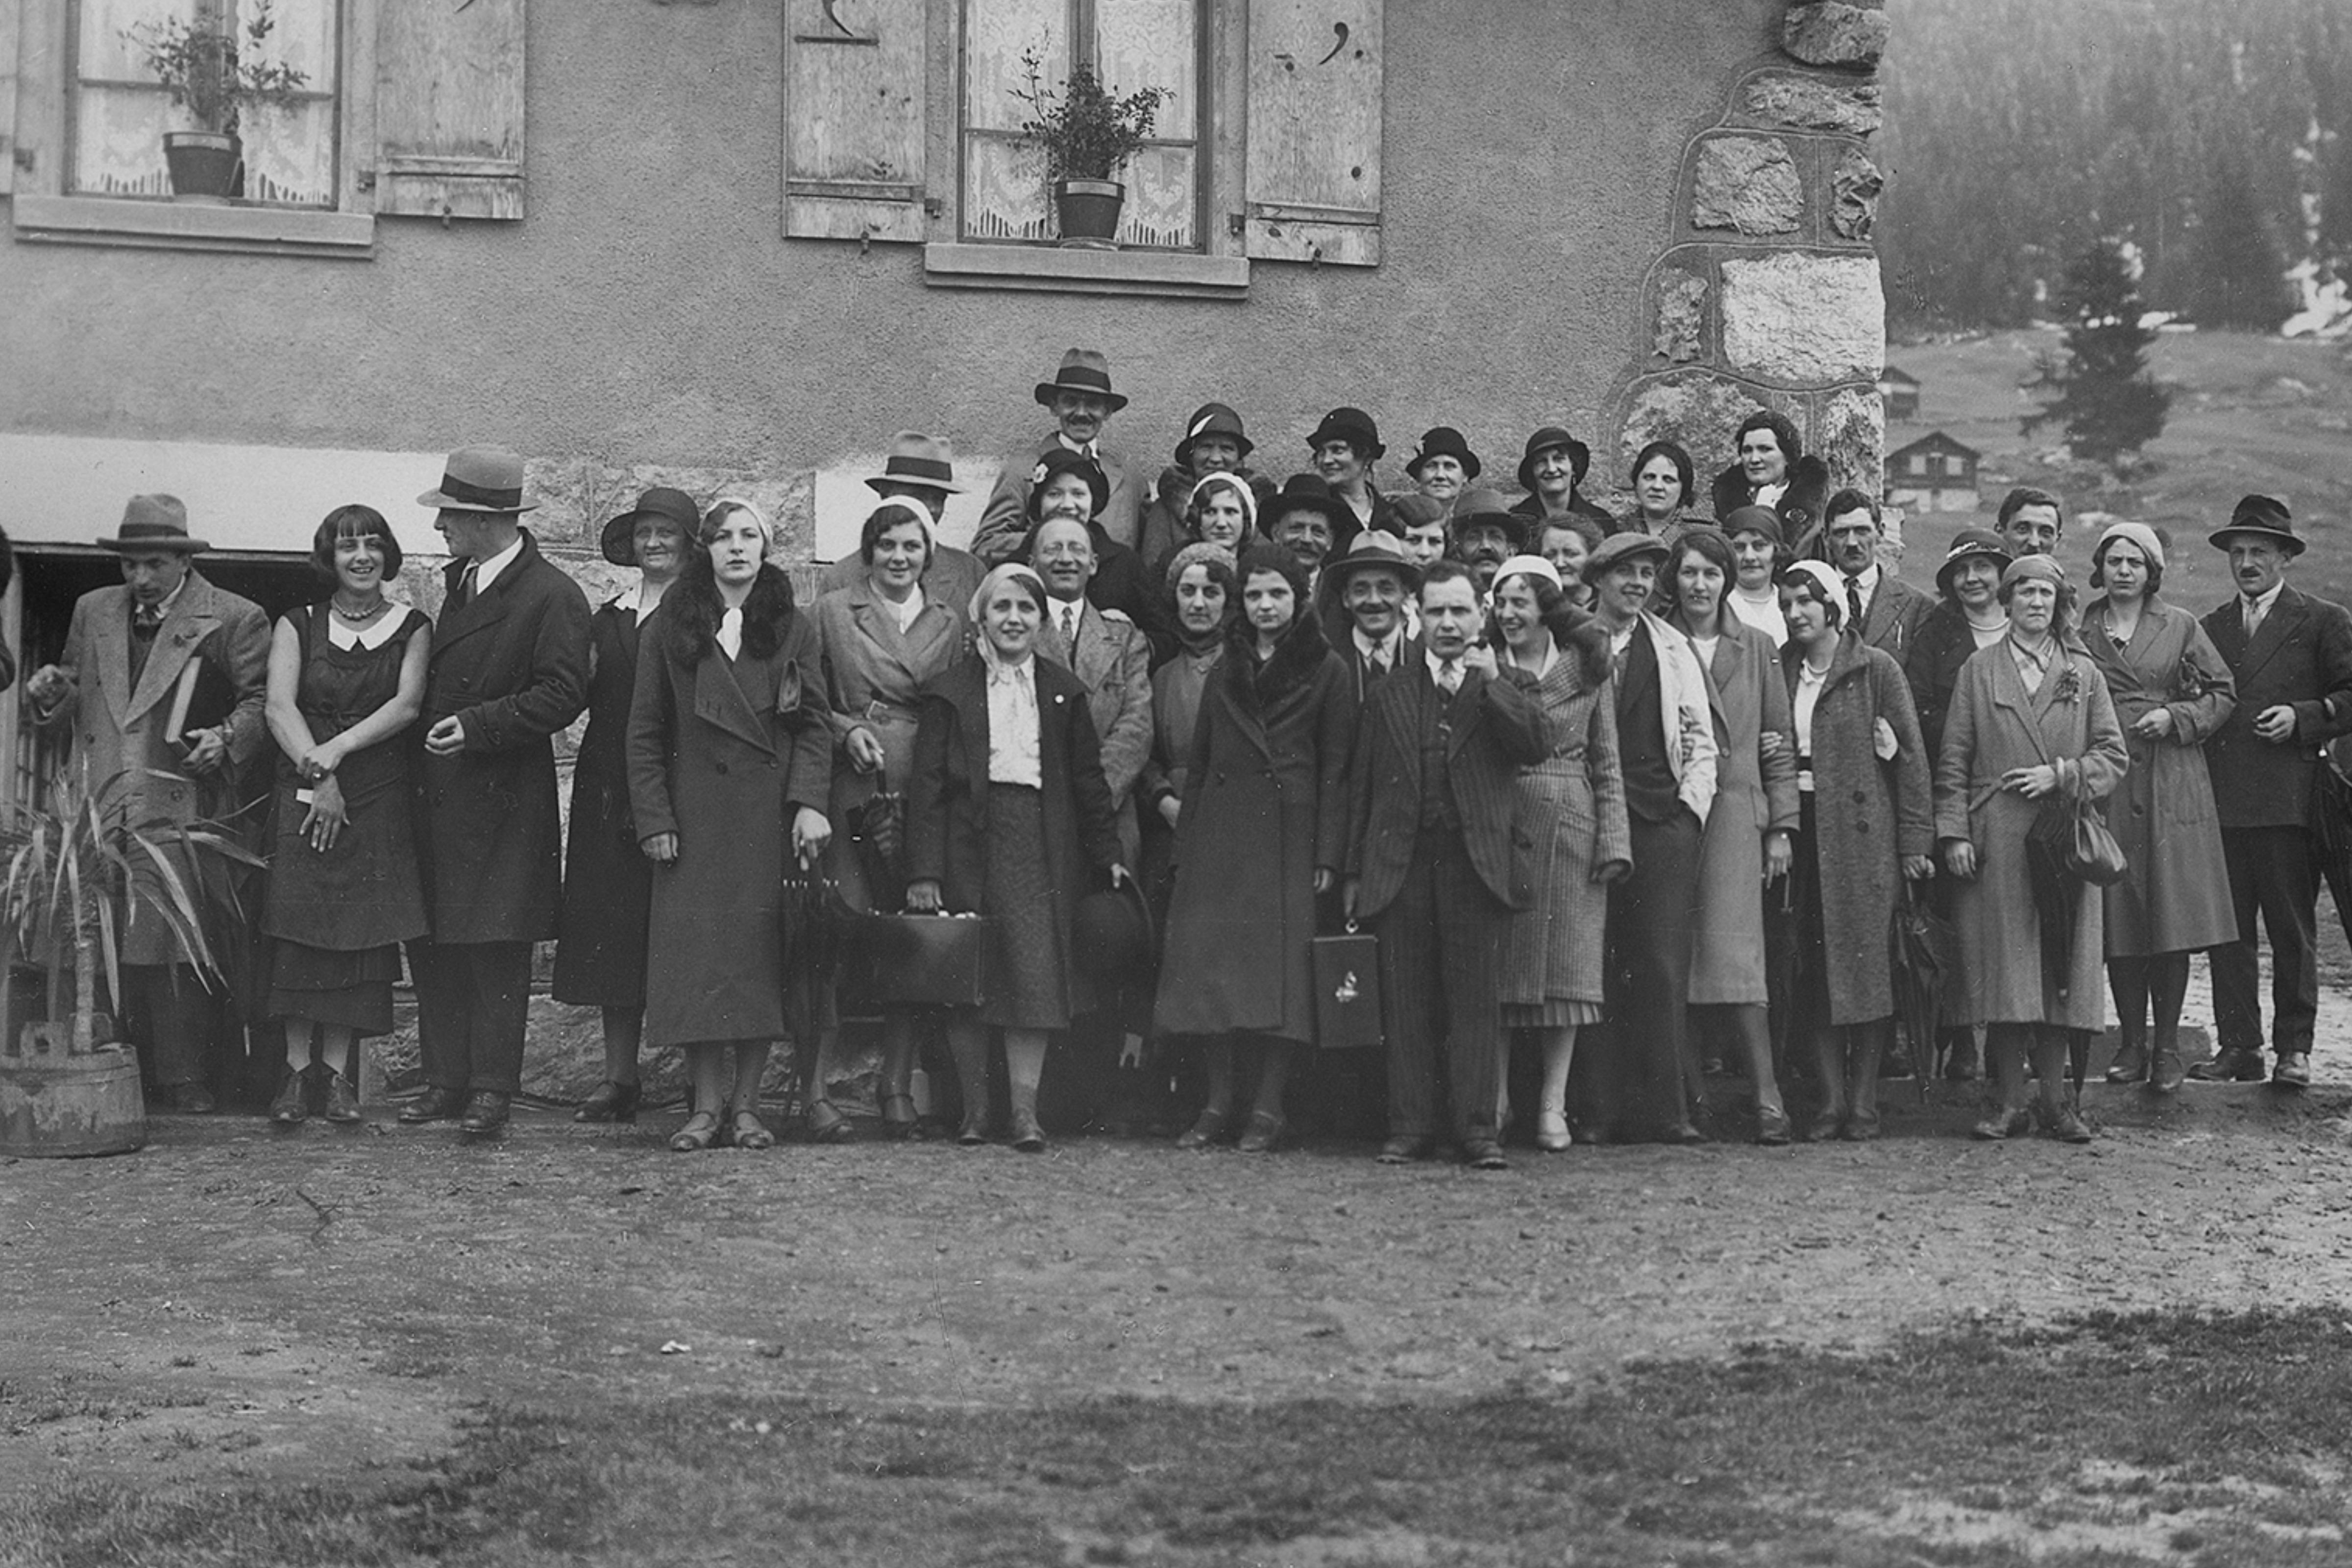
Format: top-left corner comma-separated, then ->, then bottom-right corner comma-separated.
123,0 -> 310,203
1011,44 -> 1172,249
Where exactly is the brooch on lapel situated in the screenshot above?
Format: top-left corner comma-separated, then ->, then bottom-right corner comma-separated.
2052,664 -> 2082,706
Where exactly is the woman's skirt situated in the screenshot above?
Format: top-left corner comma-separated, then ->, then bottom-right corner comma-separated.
980,783 -> 1072,1032
267,941 -> 400,1035
1501,998 -> 1604,1029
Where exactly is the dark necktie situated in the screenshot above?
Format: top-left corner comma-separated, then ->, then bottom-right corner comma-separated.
1845,576 -> 1866,631
453,563 -> 479,610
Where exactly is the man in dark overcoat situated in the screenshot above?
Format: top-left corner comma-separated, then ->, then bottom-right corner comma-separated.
2190,495 -> 2352,1088
24,496 -> 270,1112
1342,560 -> 1545,1170
400,445 -> 591,1134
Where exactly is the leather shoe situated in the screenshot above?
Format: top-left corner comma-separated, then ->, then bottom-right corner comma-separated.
159,1082 -> 217,1115
574,1079 -> 640,1124
2273,1051 -> 2312,1088
2188,1047 -> 2266,1082
398,1086 -> 466,1124
1377,1135 -> 1432,1165
458,1091 -> 511,1134
2047,1104 -> 2095,1144
1462,1138 -> 1509,1171
321,1070 -> 362,1124
1237,1111 -> 1285,1154
1660,1121 -> 1709,1146
1535,1110 -> 1572,1152
2105,1040 -> 2148,1084
1009,1108 -> 1047,1153
1176,1109 -> 1228,1150
269,1068 -> 310,1126
1971,1107 -> 2033,1141
1799,1110 -> 1842,1144
1755,1106 -> 1792,1147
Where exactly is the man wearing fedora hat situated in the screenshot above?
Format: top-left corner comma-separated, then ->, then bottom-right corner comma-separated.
817,433 -> 985,611
1509,426 -> 1614,528
1450,489 -> 1529,598
1138,402 -> 1276,574
973,348 -> 1146,564
401,445 -> 590,1134
2192,495 -> 2352,1087
1319,530 -> 1423,707
26,495 -> 271,1113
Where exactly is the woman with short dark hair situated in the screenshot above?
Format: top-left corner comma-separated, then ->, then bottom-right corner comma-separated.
1711,413 -> 1830,556
261,504 -> 433,1124
628,500 -> 834,1152
1615,440 -> 1697,542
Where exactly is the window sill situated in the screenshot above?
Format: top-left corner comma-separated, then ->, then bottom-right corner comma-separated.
11,195 -> 374,259
923,242 -> 1247,300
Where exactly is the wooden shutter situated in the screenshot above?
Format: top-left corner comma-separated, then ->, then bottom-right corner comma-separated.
374,0 -> 525,220
1244,0 -> 1381,266
0,0 -> 21,196
784,0 -> 926,243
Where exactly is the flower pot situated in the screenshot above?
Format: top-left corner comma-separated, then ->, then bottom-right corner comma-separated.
162,131 -> 241,203
1053,179 -> 1124,249
0,1018 -> 144,1158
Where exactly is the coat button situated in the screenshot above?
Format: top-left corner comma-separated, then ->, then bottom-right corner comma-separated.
715,761 -> 729,774
1855,820 -> 1869,833
1853,791 -> 1866,804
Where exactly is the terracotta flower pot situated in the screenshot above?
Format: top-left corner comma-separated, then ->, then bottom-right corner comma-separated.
162,131 -> 241,203
1053,179 -> 1124,249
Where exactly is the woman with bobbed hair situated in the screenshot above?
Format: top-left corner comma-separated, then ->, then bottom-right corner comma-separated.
1490,555 -> 1627,1149
261,504 -> 434,1124
2079,523 -> 2237,1092
629,499 -> 834,1153
1666,528 -> 1799,1142
906,564 -> 1128,1153
1935,555 -> 2127,1145
1614,440 -> 1697,542
1710,412 -> 1830,557
1156,545 -> 1355,1152
805,495 -> 970,1138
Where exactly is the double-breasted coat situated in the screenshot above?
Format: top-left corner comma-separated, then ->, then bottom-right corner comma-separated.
1498,651 -> 1630,1013
1155,635 -> 1356,1043
553,593 -> 654,1006
35,569 -> 271,966
1688,619 -> 1799,1005
416,532 -> 590,945
626,602 -> 833,1046
2080,596 -> 2239,957
1933,637 -> 2128,1029
1782,634 -> 1934,1025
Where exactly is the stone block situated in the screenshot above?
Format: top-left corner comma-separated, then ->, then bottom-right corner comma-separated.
1691,136 -> 1802,236
1653,268 -> 1709,364
1742,74 -> 1884,135
1783,1 -> 1890,69
1619,374 -> 1785,485
1831,146 -> 1883,241
1721,253 -> 1883,384
523,459 -> 816,570
1817,386 -> 1887,503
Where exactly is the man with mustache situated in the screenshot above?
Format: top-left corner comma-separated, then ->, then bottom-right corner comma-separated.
1450,488 -> 1525,598
973,348 -> 1145,563
1993,486 -> 2066,560
2191,495 -> 2352,1088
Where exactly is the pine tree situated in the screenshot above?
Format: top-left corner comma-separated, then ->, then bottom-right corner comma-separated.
2021,238 -> 2173,466
2193,154 -> 2296,329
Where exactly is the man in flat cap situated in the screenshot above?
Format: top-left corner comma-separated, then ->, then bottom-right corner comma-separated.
401,444 -> 591,1135
973,348 -> 1146,564
24,495 -> 271,1112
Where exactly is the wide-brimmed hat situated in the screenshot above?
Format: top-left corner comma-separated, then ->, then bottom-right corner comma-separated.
1174,402 -> 1252,467
1516,425 -> 1592,492
1027,446 -> 1111,522
1935,528 -> 2013,596
1583,530 -> 1671,584
417,444 -> 538,514
864,432 -> 967,497
97,493 -> 209,553
1451,488 -> 1528,549
1307,407 -> 1384,460
1405,426 -> 1482,482
1322,529 -> 1423,593
1072,876 -> 1156,983
598,487 -> 700,567
1263,472 -> 1352,534
1033,347 -> 1128,413
2209,493 -> 2303,556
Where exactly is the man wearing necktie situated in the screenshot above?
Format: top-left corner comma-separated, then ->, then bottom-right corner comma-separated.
1823,490 -> 1934,663
1318,529 -> 1422,708
1343,561 -> 1546,1170
401,445 -> 590,1135
972,347 -> 1145,561
2193,495 -> 2352,1087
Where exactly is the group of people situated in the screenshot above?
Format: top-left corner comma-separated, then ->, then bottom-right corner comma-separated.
28,345 -> 2352,1167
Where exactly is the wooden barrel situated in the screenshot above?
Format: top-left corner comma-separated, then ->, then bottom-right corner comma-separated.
0,1025 -> 147,1157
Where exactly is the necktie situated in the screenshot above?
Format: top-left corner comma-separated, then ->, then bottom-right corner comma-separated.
1062,605 -> 1079,647
1436,658 -> 1461,696
1370,645 -> 1390,676
2244,596 -> 2267,639
1845,576 -> 1866,631
454,563 -> 479,609
133,606 -> 162,632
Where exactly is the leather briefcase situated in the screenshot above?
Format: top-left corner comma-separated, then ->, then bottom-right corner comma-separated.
858,912 -> 989,1008
1310,929 -> 1383,1050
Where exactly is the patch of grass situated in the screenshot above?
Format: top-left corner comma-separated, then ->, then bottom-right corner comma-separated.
7,1309 -> 2352,1566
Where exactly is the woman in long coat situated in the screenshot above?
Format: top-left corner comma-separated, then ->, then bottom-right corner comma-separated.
1156,546 -> 1355,1152
555,489 -> 690,1124
2079,522 -> 2237,1092
805,496 -> 969,1139
1776,564 -> 1936,1140
907,564 -> 1126,1152
1935,555 -> 2128,1145
628,499 -> 834,1152
1491,556 -> 1628,1151
1666,530 -> 1799,1143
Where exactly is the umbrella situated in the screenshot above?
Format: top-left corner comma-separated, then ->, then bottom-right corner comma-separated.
1887,881 -> 1955,1102
778,861 -> 855,1111
1764,865 -> 1806,1092
2312,753 -> 2352,950
2025,803 -> 2099,1106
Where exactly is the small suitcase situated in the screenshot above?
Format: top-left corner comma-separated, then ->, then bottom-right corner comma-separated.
1310,928 -> 1383,1050
858,912 -> 989,1008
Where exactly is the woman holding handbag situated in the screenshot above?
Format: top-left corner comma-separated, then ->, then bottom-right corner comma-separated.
2079,523 -> 2237,1092
906,563 -> 1128,1152
628,499 -> 835,1153
1155,546 -> 1355,1152
1934,555 -> 2128,1144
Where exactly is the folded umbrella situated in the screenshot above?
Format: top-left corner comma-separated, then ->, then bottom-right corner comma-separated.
1888,881 -> 1955,1103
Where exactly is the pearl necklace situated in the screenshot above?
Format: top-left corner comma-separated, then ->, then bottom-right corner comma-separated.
330,593 -> 390,623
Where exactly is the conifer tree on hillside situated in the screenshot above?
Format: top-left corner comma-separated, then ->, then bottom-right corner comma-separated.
2021,238 -> 2173,467
2194,154 -> 2296,329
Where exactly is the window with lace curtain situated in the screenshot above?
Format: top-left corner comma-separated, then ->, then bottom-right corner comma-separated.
959,0 -> 1203,251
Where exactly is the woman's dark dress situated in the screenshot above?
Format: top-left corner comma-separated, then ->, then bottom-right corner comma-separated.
554,598 -> 653,1008
262,605 -> 431,1033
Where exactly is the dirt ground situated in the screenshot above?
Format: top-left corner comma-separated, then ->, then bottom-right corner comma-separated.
7,965 -> 2352,1539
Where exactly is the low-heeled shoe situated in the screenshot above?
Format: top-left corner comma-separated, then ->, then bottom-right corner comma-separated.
398,1086 -> 466,1124
458,1091 -> 511,1134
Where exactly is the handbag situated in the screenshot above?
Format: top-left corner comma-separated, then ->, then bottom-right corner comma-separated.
1310,925 -> 1383,1050
2032,791 -> 2128,887
855,911 -> 989,1007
